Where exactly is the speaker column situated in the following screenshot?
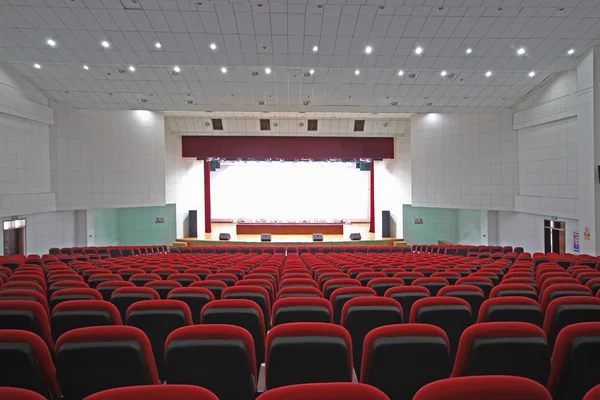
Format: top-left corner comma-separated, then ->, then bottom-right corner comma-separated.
188,210 -> 197,238
382,210 -> 391,238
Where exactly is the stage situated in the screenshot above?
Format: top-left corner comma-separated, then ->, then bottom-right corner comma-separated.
176,222 -> 405,247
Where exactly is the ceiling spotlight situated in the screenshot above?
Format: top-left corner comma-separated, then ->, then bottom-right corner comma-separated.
466,48 -> 472,54
485,71 -> 492,77
47,39 -> 56,47
256,100 -> 265,105
517,47 -> 526,55
425,102 -> 433,106
209,43 -> 217,50
441,70 -> 447,77
33,63 -> 41,69
83,65 -> 89,70
528,71 -> 536,77
101,40 -> 110,48
312,45 -> 318,52
155,42 -> 162,49
221,67 -> 227,74
309,69 -> 315,75
365,46 -> 372,54
390,101 -> 399,106
128,65 -> 135,72
354,69 -> 360,75
302,101 -> 311,106
398,70 -> 404,76
265,67 -> 272,74
173,66 -> 181,73
568,48 -> 575,55
186,99 -> 195,105
415,47 -> 423,55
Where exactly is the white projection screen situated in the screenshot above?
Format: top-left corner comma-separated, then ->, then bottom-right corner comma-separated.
211,161 -> 369,221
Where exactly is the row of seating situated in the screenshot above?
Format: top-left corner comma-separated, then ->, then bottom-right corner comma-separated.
11,376 -> 600,400
1,319 -> 598,400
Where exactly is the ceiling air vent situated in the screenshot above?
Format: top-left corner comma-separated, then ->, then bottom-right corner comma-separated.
260,119 -> 270,131
212,119 -> 223,131
308,120 -> 318,131
354,120 -> 365,132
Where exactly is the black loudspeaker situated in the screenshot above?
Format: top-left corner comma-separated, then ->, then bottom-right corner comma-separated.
261,233 -> 272,242
350,233 -> 362,241
188,210 -> 197,238
382,210 -> 391,238
313,233 -> 324,241
219,233 -> 231,241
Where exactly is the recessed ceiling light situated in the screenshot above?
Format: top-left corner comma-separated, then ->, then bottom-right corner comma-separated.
265,67 -> 272,74
415,47 -> 423,55
209,43 -> 217,50
517,47 -> 526,55
568,48 -> 575,55
33,63 -> 41,69
312,46 -> 318,52
101,40 -> 110,48
83,65 -> 89,70
441,70 -> 447,77
398,70 -> 404,76
466,48 -> 472,54
354,69 -> 360,75
128,65 -> 135,72
309,69 -> 315,75
485,71 -> 492,77
365,45 -> 372,54
221,67 -> 227,74
47,39 -> 56,47
529,71 -> 536,77
155,42 -> 162,49
173,66 -> 181,73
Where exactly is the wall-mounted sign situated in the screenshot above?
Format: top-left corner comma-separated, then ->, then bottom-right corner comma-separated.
574,231 -> 580,253
155,217 -> 164,224
584,226 -> 591,241
414,218 -> 423,225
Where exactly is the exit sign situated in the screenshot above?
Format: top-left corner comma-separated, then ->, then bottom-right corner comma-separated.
551,216 -> 558,221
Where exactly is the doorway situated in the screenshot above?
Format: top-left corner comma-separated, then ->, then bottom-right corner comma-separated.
544,219 -> 565,254
3,219 -> 26,256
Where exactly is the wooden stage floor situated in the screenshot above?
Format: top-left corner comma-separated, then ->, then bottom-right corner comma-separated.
177,223 -> 402,246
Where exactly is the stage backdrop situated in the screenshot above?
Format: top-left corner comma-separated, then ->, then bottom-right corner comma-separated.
211,161 -> 369,221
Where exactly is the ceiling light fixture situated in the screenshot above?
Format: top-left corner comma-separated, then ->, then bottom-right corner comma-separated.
365,45 -> 372,54
265,67 -> 272,74
466,48 -> 472,54
415,47 -> 423,55
155,42 -> 162,49
34,63 -> 41,69
529,71 -> 536,77
173,66 -> 181,73
128,65 -> 135,72
309,69 -> 315,75
101,40 -> 110,48
221,67 -> 227,73
312,45 -> 318,52
568,48 -> 575,55
209,43 -> 217,50
355,69 -> 360,75
441,70 -> 447,77
47,39 -> 56,47
398,70 -> 404,76
517,47 -> 526,55
83,65 -> 89,70
485,71 -> 492,77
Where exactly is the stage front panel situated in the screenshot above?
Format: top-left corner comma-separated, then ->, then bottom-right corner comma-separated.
236,223 -> 344,234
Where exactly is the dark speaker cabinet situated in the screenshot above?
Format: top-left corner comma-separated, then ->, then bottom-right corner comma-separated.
382,210 -> 391,238
189,210 -> 197,238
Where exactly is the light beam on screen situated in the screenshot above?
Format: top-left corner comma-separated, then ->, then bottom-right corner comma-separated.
211,161 -> 369,221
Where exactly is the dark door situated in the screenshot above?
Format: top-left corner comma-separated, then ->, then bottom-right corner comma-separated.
3,227 -> 24,256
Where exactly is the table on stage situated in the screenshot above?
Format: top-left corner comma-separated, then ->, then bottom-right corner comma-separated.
235,222 -> 344,235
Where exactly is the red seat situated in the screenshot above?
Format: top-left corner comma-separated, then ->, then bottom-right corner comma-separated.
412,277 -> 449,297
0,300 -> 53,350
438,285 -> 485,323
0,387 -> 47,400
453,322 -> 550,384
256,383 -> 390,400
543,296 -> 600,348
143,280 -> 182,299
51,300 -> 121,342
360,324 -> 450,400
540,284 -> 592,311
191,280 -> 228,299
490,283 -> 538,300
366,277 -> 404,296
110,287 -> 160,322
477,296 -> 542,326
96,281 -> 135,301
413,376 -> 552,400
165,325 -> 257,400
223,285 -> 271,328
167,287 -> 215,324
330,286 -> 376,324
55,326 -> 160,399
322,278 -> 360,300
265,323 -> 353,390
49,287 -> 102,310
548,322 -> 600,400
585,385 -> 600,400
384,286 -> 429,323
277,286 -> 322,299
84,385 -> 219,400
0,289 -> 49,315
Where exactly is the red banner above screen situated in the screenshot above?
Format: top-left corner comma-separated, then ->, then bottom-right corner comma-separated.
182,136 -> 394,159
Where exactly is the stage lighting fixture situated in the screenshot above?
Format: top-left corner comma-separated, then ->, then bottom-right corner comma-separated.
350,233 -> 362,241
312,233 -> 324,241
261,233 -> 272,242
219,233 -> 231,241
